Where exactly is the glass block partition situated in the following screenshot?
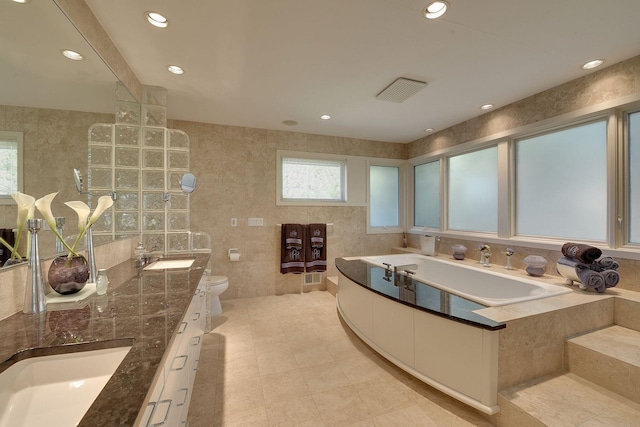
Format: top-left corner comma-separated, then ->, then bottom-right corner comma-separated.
87,83 -> 191,253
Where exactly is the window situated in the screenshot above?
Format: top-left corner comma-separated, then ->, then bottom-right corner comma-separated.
414,160 -> 440,228
369,165 -> 400,229
516,120 -> 607,241
448,147 -> 498,233
281,157 -> 346,202
629,111 -> 640,244
0,131 -> 23,204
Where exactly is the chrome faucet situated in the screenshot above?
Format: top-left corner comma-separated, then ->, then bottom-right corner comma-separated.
479,244 -> 491,267
382,262 -> 393,282
393,264 -> 418,287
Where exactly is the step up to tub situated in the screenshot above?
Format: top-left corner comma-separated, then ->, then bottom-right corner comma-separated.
326,276 -> 338,297
498,372 -> 640,426
566,325 -> 640,405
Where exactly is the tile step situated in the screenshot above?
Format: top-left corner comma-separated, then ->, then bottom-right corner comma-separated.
498,372 -> 640,427
566,325 -> 640,404
326,276 -> 339,297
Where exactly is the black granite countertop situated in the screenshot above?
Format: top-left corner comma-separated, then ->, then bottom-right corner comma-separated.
0,253 -> 210,426
336,257 -> 505,331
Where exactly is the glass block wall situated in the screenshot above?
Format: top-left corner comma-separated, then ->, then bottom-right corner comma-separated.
87,83 -> 191,253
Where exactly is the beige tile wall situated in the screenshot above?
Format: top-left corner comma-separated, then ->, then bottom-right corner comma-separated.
169,120 -> 407,299
0,105 -> 113,259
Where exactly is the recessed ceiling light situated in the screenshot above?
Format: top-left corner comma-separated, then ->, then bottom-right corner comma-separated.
145,11 -> 168,28
480,103 -> 494,111
12,0 -> 28,4
61,49 -> 84,61
581,59 -> 604,70
282,120 -> 298,126
167,65 -> 184,75
423,1 -> 449,19
320,114 -> 331,120
424,128 -> 435,133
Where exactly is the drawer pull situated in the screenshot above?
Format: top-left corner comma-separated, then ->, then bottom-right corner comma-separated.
192,312 -> 201,321
193,359 -> 199,371
176,387 -> 189,406
190,336 -> 201,346
178,322 -> 188,334
149,399 -> 172,426
171,355 -> 188,371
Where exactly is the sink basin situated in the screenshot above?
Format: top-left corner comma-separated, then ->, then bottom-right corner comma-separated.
0,346 -> 131,427
144,258 -> 195,270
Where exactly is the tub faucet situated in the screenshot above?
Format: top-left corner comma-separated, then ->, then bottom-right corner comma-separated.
382,262 -> 393,282
394,264 -> 417,287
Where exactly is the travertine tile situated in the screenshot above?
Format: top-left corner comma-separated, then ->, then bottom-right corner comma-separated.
264,395 -> 321,426
300,361 -> 352,393
261,369 -> 311,406
312,384 -> 372,426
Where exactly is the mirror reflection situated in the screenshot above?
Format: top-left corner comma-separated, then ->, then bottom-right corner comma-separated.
180,173 -> 197,194
0,0 -> 129,264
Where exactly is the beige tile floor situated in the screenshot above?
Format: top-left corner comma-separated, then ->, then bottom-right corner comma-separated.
187,291 -> 494,427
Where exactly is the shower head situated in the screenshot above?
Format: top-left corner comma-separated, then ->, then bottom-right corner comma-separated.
72,168 -> 117,200
73,168 -> 84,193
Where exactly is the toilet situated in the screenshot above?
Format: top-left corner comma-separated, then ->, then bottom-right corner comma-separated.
207,275 -> 229,317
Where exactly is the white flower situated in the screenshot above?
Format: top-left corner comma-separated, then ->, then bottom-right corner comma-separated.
35,192 -> 75,256
64,201 -> 90,232
87,196 -> 114,227
65,195 -> 114,255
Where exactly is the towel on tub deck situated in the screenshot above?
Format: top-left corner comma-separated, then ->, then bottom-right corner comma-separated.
561,242 -> 602,264
305,223 -> 327,272
280,224 -> 305,274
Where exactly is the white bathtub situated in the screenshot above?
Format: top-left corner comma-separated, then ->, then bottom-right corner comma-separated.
361,253 -> 572,307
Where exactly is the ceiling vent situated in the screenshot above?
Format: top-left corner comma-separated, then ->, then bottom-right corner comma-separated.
376,77 -> 427,103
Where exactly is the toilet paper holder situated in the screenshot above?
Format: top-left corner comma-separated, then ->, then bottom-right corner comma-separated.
228,248 -> 240,262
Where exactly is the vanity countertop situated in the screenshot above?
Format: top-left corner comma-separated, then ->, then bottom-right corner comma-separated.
335,257 -> 505,331
0,253 -> 210,426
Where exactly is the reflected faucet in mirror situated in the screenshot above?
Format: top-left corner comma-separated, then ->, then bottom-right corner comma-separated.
73,169 -> 117,201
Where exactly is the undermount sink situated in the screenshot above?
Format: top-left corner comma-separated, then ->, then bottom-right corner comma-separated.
144,258 -> 195,270
0,346 -> 131,427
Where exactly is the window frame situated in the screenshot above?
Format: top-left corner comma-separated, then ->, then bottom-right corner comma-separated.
366,159 -> 406,234
276,150 -> 368,207
406,106 -> 640,258
0,131 -> 24,205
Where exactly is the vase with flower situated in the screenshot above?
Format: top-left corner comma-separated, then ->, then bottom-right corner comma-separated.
35,192 -> 113,294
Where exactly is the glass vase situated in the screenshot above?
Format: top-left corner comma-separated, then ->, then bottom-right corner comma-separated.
48,255 -> 90,295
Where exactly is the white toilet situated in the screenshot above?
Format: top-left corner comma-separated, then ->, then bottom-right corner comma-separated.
207,275 -> 229,317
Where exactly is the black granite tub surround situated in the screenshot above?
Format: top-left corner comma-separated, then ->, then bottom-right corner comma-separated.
0,252 -> 210,427
335,257 -> 505,330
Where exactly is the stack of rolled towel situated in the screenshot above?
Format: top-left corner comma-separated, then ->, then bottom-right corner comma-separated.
557,242 -> 619,293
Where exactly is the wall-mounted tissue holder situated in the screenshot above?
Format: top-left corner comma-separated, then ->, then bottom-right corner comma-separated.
228,248 -> 240,262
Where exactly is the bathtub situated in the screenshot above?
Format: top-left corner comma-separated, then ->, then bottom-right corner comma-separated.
361,253 -> 572,307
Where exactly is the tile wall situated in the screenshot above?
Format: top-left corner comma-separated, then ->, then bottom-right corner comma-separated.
171,120 -> 407,299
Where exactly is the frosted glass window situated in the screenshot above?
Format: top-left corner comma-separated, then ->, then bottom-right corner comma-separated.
0,132 -> 22,202
282,157 -> 345,201
414,161 -> 440,228
516,120 -> 607,240
448,147 -> 498,232
629,112 -> 640,243
370,165 -> 399,227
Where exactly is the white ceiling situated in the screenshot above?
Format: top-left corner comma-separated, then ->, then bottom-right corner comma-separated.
83,0 -> 640,143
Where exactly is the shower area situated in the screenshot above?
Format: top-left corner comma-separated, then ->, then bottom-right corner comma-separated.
86,83 -> 192,253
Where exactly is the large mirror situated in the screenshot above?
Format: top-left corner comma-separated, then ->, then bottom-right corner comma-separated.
0,0 -> 132,264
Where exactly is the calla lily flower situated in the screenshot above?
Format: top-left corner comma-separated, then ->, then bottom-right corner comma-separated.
35,192 -> 59,232
87,196 -> 114,227
35,192 -> 75,256
65,196 -> 114,256
1,192 -> 36,261
64,201 -> 90,232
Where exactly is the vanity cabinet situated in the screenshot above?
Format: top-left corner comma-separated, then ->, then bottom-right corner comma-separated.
138,284 -> 206,426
